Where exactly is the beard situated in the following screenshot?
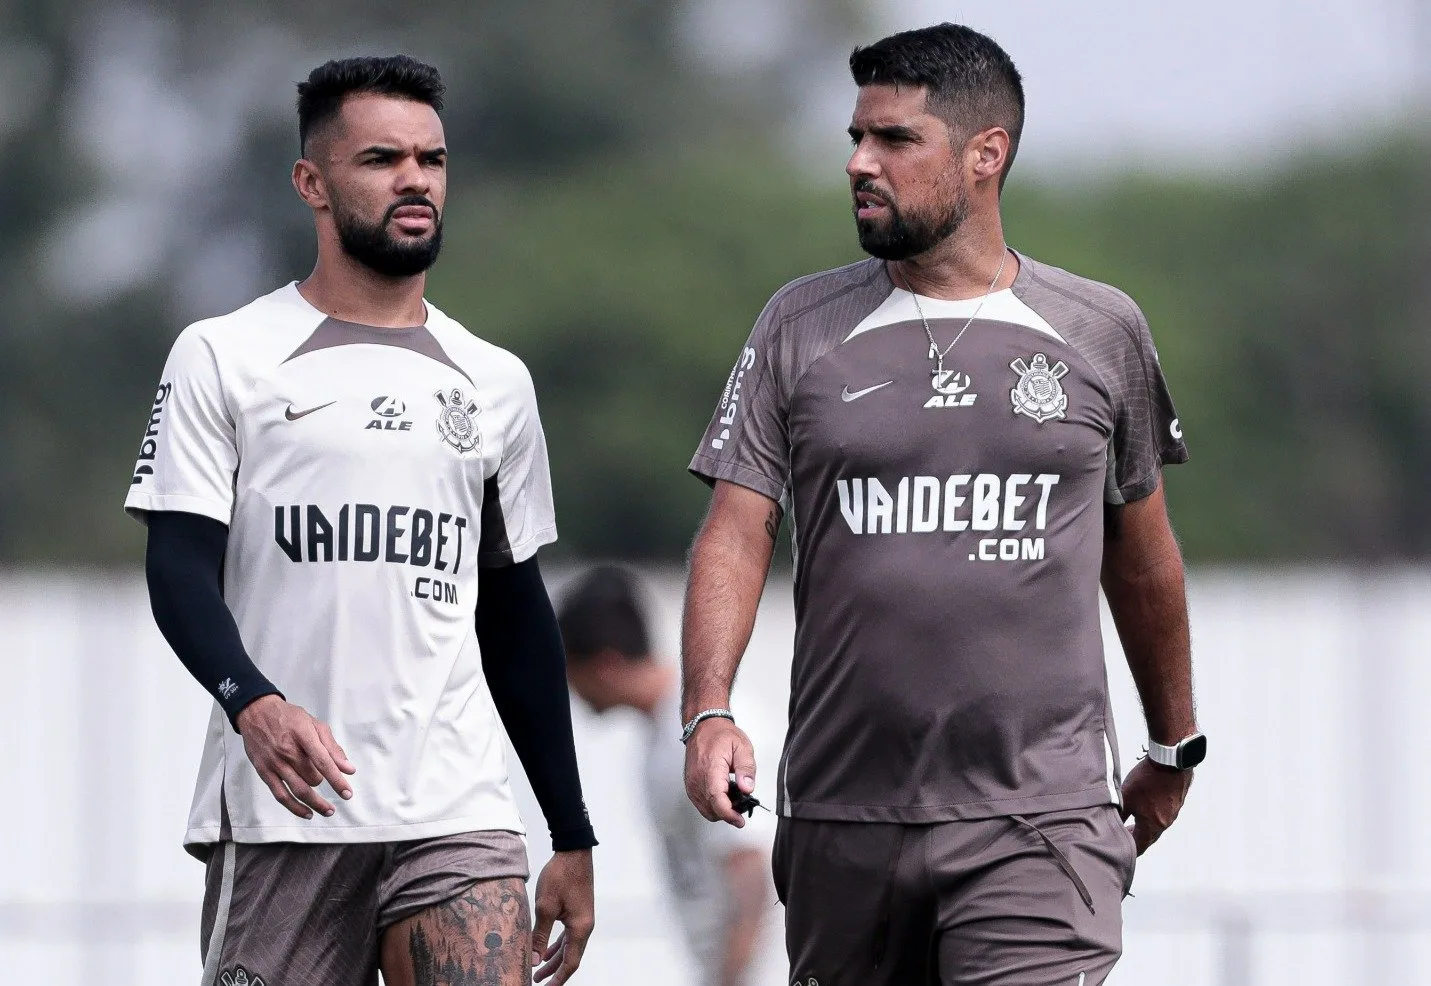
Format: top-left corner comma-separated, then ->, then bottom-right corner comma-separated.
333,194 -> 444,277
853,178 -> 968,261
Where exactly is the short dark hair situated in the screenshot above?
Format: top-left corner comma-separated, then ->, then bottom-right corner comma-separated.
296,55 -> 445,155
557,566 -> 651,662
850,24 -> 1025,185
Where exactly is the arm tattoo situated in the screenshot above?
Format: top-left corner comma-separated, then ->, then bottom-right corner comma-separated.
394,877 -> 530,986
764,506 -> 781,543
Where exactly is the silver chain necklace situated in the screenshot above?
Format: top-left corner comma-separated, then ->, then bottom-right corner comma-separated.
901,247 -> 1008,378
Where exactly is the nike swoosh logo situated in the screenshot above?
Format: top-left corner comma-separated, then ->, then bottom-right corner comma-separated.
284,401 -> 336,421
841,381 -> 893,402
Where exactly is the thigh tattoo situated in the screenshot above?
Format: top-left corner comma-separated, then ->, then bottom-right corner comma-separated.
393,877 -> 531,986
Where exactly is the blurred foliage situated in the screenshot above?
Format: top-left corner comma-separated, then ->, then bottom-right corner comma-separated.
1,2 -> 1426,565
426,137 -> 1431,564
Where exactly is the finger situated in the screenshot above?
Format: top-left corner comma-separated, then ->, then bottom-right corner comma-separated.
299,728 -> 353,801
553,931 -> 589,986
535,933 -> 565,980
706,772 -> 745,828
292,755 -> 325,788
278,767 -> 335,817
1131,816 -> 1159,855
531,901 -> 555,968
686,766 -> 720,821
262,770 -> 313,820
315,720 -> 357,776
731,739 -> 757,792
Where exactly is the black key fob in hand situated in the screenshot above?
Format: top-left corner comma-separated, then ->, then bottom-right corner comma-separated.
727,778 -> 766,818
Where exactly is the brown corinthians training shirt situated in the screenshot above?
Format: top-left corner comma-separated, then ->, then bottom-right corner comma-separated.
690,251 -> 1188,823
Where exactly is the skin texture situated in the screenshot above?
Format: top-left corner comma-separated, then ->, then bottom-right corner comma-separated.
846,82 -> 1016,299
681,481 -> 779,828
235,694 -> 354,819
291,92 -> 447,327
381,877 -> 530,986
530,849 -> 595,984
1102,482 -> 1198,853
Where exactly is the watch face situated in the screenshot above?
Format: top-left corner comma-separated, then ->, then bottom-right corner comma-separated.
1178,734 -> 1208,769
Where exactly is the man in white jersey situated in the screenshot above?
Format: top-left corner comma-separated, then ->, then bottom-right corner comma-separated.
125,56 -> 595,986
556,567 -> 774,986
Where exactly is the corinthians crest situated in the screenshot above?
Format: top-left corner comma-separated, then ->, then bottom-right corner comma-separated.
1009,353 -> 1069,423
435,388 -> 481,453
219,967 -> 266,986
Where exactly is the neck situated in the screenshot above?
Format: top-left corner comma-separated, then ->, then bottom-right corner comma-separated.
298,241 -> 429,327
889,211 -> 1015,301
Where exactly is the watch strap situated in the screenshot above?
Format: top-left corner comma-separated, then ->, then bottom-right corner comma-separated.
1146,738 -> 1181,768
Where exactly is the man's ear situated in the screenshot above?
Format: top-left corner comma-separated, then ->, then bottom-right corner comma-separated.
968,126 -> 1011,185
292,157 -> 328,211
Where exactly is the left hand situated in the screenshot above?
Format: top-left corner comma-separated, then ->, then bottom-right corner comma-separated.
1119,757 -> 1193,854
532,849 -> 595,984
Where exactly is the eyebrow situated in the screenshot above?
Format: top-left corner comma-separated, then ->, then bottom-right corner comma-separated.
848,124 -> 923,142
355,144 -> 448,158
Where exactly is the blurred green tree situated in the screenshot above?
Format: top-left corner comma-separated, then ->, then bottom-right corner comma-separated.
1,1 -> 1426,565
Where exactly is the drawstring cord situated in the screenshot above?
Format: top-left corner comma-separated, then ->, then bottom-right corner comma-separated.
1010,814 -> 1096,915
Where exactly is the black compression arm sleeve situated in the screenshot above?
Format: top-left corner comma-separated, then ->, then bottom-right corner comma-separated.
478,558 -> 597,852
145,511 -> 281,729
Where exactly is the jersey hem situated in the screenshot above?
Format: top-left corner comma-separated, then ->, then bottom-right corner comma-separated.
183,813 -> 528,849
124,491 -> 233,526
687,458 -> 784,503
777,786 -> 1117,823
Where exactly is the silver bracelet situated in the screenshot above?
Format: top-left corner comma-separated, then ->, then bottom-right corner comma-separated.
681,708 -> 735,745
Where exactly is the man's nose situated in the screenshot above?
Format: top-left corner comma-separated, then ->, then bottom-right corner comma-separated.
846,140 -> 879,181
394,155 -> 429,195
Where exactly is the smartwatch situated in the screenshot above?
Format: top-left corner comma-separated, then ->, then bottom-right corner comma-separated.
1146,732 -> 1207,771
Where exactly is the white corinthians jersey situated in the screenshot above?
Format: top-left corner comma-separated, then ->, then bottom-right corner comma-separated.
125,283 -> 557,847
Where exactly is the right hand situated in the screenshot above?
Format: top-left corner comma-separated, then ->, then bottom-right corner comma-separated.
235,694 -> 355,819
683,716 -> 757,827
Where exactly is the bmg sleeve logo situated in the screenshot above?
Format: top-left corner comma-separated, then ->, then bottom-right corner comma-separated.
131,382 -> 173,485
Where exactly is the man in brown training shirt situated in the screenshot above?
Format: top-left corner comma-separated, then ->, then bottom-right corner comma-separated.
681,22 -> 1203,986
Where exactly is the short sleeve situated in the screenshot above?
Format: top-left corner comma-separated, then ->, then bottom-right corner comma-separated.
124,326 -> 238,525
478,362 -> 558,567
1107,304 -> 1189,505
687,295 -> 790,502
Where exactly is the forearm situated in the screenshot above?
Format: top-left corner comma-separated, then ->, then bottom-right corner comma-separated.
1102,498 -> 1196,744
681,487 -> 778,721
477,558 -> 596,851
145,510 -> 281,729
719,848 -> 771,986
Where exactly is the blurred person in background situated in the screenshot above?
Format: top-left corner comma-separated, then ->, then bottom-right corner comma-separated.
558,565 -> 774,986
124,55 -> 594,986
682,23 -> 1203,986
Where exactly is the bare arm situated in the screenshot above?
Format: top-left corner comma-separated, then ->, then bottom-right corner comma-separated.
682,480 -> 780,825
1101,481 -> 1195,744
1101,479 -> 1196,853
718,847 -> 773,986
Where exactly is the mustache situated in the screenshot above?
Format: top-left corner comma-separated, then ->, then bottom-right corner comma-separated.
384,195 -> 440,224
852,178 -> 892,205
